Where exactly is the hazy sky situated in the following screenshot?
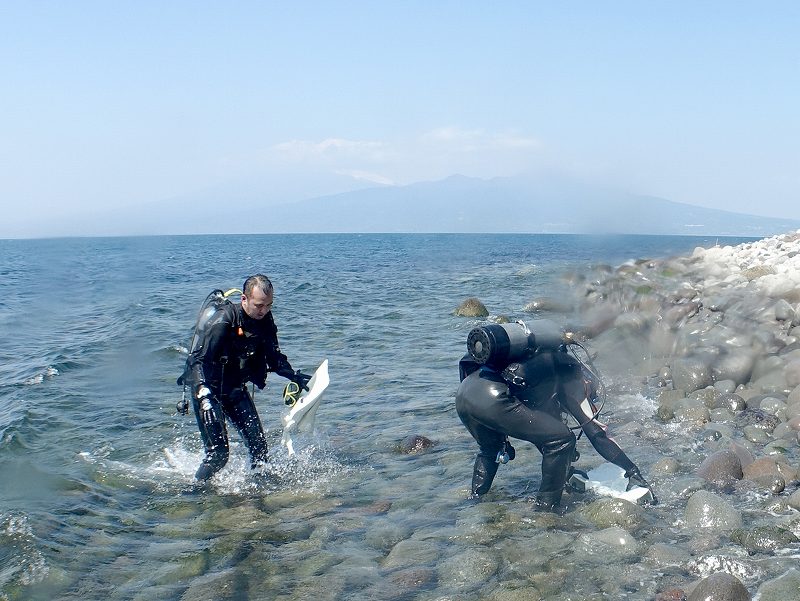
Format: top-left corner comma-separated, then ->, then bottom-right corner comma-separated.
2,2 -> 799,236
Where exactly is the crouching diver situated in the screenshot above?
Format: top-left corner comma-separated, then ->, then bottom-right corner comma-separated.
177,274 -> 311,481
455,320 -> 655,510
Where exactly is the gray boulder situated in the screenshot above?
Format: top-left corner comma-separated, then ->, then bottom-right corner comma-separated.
578,497 -> 646,530
696,451 -> 743,485
672,357 -> 713,393
684,490 -> 742,530
455,298 -> 489,317
730,525 -> 799,555
754,568 -> 800,601
711,351 -> 756,385
687,572 -> 750,601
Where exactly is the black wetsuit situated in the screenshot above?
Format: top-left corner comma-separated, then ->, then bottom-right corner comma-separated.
456,350 -> 638,509
185,302 -> 294,480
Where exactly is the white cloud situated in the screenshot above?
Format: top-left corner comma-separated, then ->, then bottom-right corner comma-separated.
260,127 -> 544,188
334,169 -> 395,186
420,126 -> 541,151
269,138 -> 387,162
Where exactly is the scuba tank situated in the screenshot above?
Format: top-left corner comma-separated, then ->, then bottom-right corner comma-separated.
176,288 -> 241,414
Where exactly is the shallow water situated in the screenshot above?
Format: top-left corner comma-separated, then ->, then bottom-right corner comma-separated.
4,232 -> 791,601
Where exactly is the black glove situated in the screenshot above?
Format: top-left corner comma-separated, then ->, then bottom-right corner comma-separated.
196,386 -> 217,425
291,370 -> 312,392
625,468 -> 658,504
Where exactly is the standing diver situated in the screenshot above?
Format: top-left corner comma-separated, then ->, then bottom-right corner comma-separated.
455,320 -> 654,510
178,274 -> 311,481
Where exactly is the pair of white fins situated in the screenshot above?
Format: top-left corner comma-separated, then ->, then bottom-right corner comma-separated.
280,359 -> 329,456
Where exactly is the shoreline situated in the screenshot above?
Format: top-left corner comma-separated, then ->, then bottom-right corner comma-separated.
562,229 -> 800,599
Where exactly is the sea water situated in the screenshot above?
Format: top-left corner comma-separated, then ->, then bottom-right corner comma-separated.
0,233 -> 761,600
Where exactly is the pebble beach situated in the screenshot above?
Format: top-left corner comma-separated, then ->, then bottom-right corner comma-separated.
551,229 -> 800,600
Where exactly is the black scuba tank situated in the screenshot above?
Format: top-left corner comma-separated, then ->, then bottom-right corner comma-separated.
177,289 -> 238,386
466,320 -> 565,369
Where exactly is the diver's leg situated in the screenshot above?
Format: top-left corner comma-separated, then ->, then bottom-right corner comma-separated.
226,388 -> 269,468
457,402 -> 507,496
192,395 -> 230,480
494,403 -> 576,510
471,452 -> 500,497
536,435 -> 576,509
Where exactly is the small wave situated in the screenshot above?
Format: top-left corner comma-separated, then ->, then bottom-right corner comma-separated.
82,433 -> 354,499
0,512 -> 50,588
515,264 -> 539,276
22,366 -> 59,386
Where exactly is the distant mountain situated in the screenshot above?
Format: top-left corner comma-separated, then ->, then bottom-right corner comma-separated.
9,173 -> 798,238
262,174 -> 799,237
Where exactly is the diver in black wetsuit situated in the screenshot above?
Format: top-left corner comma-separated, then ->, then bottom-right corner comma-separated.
456,321 -> 653,510
179,274 -> 311,481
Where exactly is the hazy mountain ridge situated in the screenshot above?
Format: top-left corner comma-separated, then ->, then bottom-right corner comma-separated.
7,174 -> 798,238
264,174 -> 800,236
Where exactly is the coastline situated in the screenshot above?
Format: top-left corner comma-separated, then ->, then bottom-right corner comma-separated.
562,229 -> 800,599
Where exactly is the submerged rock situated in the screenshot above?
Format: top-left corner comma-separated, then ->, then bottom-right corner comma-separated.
684,490 -> 742,530
578,497 -> 646,530
397,434 -> 435,454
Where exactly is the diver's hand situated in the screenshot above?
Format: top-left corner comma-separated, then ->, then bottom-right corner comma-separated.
625,468 -> 658,504
196,386 -> 216,425
291,370 -> 312,392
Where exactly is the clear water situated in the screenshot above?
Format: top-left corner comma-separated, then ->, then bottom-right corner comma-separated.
0,233 -> 775,600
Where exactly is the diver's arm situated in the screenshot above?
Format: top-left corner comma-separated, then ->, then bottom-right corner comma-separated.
558,369 -> 639,473
261,320 -> 312,390
259,314 -> 292,377
560,376 -> 655,499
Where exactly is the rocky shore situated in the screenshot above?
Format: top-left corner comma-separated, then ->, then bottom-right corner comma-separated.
546,230 -> 800,600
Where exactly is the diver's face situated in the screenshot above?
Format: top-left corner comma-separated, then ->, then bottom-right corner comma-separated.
242,288 -> 273,320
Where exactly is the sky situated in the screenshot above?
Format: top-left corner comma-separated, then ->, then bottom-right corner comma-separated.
1,1 -> 799,237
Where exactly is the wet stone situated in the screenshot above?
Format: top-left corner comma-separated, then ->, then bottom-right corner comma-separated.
730,525 -> 799,555
646,543 -> 690,566
388,567 -> 436,589
684,490 -> 743,530
687,572 -> 751,601
754,567 -> 800,601
383,539 -> 441,569
696,450 -> 743,485
714,379 -> 737,394
672,357 -> 713,393
437,547 -> 499,590
743,456 -> 799,482
743,425 -> 771,444
652,457 -> 680,475
397,434 -> 435,454
655,589 -> 687,601
455,297 -> 489,317
690,387 -> 721,408
578,497 -> 646,530
674,400 -> 711,424
736,408 -> 780,432
718,393 -> 747,413
577,526 -> 641,560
